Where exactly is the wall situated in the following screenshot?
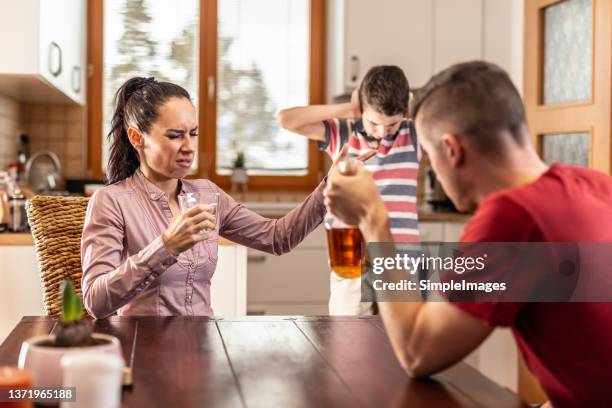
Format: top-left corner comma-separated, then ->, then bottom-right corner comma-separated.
0,95 -> 23,171
0,96 -> 87,181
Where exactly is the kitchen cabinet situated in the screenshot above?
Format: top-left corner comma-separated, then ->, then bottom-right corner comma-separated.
334,0 -> 519,91
0,0 -> 86,105
0,244 -> 44,344
247,225 -> 330,315
246,220 -> 467,315
344,0 -> 434,89
433,0 -> 483,73
418,219 -> 467,242
211,244 -> 247,317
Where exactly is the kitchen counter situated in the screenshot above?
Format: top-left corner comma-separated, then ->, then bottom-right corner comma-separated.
0,233 -> 33,245
418,211 -> 472,223
0,232 -> 237,246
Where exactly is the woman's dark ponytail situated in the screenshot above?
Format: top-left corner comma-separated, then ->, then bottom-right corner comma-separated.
106,77 -> 191,184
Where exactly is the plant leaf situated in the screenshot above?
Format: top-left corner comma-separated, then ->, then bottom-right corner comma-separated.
61,279 -> 77,323
75,297 -> 85,321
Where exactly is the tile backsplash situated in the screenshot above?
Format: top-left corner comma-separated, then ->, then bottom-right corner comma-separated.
0,95 -> 87,180
21,103 -> 86,179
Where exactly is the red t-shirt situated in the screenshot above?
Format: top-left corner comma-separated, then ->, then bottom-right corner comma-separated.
454,164 -> 612,407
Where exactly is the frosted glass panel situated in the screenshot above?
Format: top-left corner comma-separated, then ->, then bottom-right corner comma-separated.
542,132 -> 589,167
543,0 -> 592,104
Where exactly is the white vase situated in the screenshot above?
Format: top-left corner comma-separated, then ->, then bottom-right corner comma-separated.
230,168 -> 248,184
18,333 -> 123,389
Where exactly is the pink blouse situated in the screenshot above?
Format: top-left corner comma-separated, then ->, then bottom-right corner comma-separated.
81,170 -> 326,318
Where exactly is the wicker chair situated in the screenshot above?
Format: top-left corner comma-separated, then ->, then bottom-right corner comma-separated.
25,195 -> 90,316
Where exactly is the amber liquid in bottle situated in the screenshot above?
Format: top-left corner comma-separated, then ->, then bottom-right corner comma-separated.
326,227 -> 364,279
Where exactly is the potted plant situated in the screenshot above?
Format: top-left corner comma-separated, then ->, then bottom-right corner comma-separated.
230,151 -> 248,192
18,279 -> 123,388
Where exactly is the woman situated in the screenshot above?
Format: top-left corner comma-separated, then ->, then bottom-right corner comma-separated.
81,77 -> 330,318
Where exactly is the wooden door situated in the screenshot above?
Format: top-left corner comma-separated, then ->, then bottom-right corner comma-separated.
524,0 -> 611,173
522,0 -> 610,403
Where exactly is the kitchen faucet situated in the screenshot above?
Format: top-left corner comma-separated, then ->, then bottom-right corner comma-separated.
24,150 -> 62,192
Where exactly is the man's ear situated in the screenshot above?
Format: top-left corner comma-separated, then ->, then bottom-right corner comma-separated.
127,127 -> 143,149
440,133 -> 464,168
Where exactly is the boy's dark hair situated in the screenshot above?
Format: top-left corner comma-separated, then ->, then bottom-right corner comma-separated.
359,65 -> 410,116
410,61 -> 527,153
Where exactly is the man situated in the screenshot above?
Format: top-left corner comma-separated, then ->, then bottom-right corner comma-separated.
324,61 -> 612,407
279,65 -> 419,315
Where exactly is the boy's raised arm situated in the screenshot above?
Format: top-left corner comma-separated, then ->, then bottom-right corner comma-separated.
278,90 -> 360,142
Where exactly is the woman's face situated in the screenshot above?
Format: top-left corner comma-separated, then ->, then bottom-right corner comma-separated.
139,97 -> 198,180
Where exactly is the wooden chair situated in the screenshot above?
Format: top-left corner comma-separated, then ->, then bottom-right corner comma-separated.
25,195 -> 89,316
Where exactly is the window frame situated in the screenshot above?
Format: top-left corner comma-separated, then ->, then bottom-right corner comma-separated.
87,0 -> 327,190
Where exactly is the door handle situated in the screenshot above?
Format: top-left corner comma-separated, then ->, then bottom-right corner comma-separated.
48,42 -> 62,77
71,66 -> 82,93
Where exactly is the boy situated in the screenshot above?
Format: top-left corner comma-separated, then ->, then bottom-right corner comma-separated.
278,66 -> 419,315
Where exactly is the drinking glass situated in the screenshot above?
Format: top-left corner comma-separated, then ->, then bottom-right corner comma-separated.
179,192 -> 220,232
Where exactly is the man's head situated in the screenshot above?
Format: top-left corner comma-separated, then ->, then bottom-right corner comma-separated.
359,66 -> 409,139
411,61 -> 532,212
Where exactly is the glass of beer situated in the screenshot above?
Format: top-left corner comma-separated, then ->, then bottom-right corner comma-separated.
324,212 -> 364,279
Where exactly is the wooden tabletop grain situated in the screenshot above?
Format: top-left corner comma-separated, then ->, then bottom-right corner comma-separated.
0,316 -> 527,408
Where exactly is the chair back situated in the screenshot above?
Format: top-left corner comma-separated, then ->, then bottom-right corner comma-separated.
25,195 -> 89,316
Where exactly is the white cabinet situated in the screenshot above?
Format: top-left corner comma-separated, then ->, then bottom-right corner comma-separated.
0,0 -> 86,105
211,244 -> 247,317
332,0 -> 519,92
433,0 -> 483,72
246,225 -> 330,315
0,245 -> 45,343
344,0 -> 434,88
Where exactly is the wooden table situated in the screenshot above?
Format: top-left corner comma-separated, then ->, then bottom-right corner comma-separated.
0,316 -> 527,407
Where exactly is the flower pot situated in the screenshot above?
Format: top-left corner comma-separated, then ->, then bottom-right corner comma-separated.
17,333 -> 123,389
230,168 -> 248,184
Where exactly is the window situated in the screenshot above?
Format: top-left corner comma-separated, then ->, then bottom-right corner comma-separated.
216,0 -> 309,175
102,0 -> 200,172
87,0 -> 326,190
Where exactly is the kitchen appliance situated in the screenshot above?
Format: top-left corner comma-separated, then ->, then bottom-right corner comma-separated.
8,187 -> 27,232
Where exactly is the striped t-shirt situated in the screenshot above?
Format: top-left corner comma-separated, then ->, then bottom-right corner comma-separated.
319,118 -> 419,243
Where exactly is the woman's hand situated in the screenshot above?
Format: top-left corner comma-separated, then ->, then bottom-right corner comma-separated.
162,204 -> 216,256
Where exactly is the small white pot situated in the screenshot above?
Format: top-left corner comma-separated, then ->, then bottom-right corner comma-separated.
231,168 -> 249,184
18,333 -> 123,389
